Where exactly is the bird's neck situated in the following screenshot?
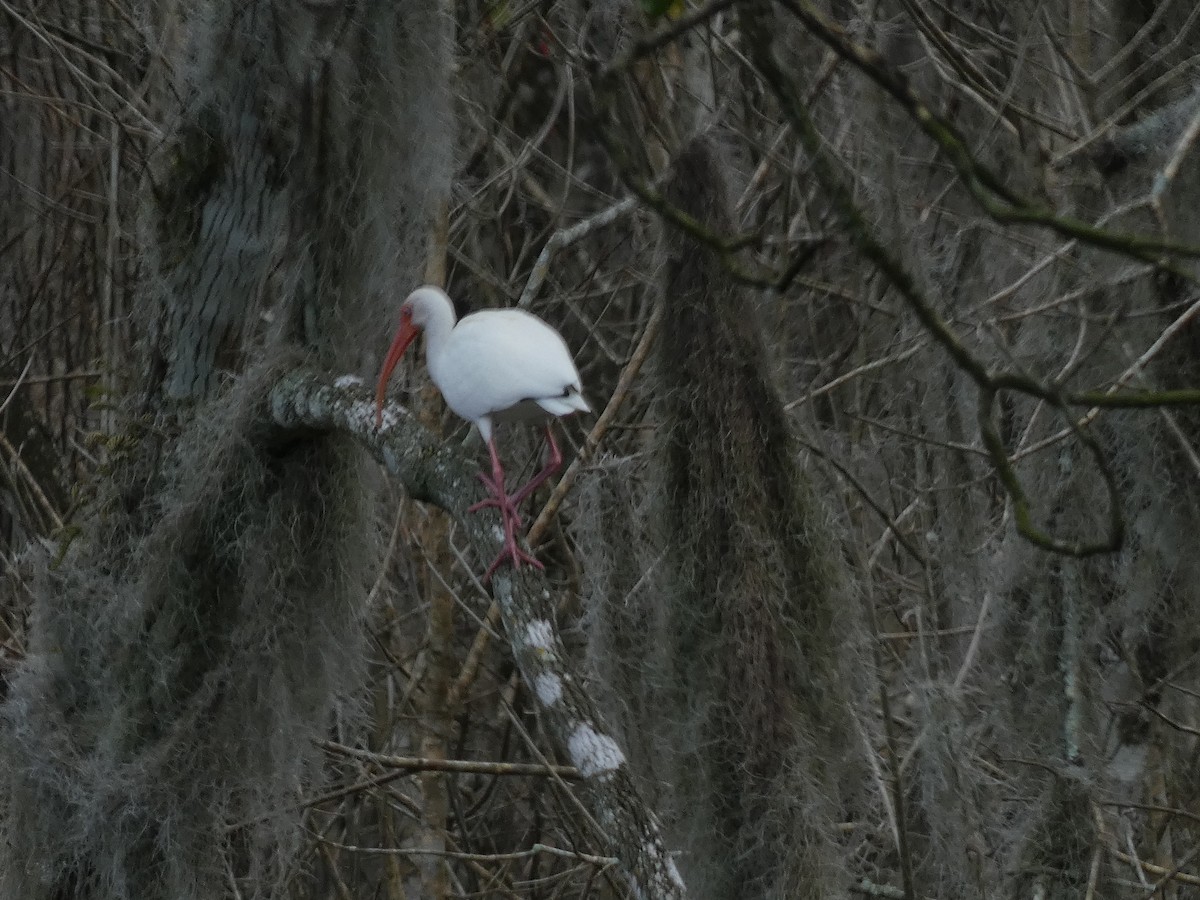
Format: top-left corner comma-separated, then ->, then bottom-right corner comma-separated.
420,303 -> 457,363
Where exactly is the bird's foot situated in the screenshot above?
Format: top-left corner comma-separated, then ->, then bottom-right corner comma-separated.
468,477 -> 523,527
468,494 -> 515,516
473,470 -> 504,497
471,471 -> 542,582
482,541 -> 545,583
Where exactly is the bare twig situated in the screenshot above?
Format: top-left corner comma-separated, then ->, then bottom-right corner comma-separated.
1103,844 -> 1200,888
742,4 -> 1128,557
518,197 -> 639,308
317,837 -> 618,867
0,358 -> 33,417
320,741 -> 582,779
0,431 -> 64,532
776,0 -> 1200,268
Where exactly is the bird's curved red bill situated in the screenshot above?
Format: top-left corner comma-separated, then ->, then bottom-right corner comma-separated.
374,315 -> 419,427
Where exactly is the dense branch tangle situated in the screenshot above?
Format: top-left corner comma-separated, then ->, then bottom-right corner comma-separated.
774,0 -> 1200,269
591,0 -> 1200,557
735,0 -> 1135,556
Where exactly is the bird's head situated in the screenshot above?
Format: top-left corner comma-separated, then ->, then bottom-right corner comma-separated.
375,286 -> 458,428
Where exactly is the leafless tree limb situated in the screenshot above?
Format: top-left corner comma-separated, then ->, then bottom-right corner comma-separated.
269,369 -> 687,900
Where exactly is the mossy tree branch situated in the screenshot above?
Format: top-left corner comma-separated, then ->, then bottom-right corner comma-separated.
268,369 -> 687,900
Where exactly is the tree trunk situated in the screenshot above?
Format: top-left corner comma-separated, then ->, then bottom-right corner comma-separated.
0,2 -> 453,897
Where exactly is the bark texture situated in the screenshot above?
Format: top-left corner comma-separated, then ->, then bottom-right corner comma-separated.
0,2 -> 453,897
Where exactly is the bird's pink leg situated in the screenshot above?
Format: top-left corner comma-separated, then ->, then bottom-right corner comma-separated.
506,426 -> 562,508
469,435 -> 544,580
468,436 -> 510,514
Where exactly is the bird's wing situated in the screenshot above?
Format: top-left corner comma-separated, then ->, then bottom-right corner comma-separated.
431,309 -> 585,423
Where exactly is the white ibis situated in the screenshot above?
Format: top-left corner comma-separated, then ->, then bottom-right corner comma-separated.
374,285 -> 590,579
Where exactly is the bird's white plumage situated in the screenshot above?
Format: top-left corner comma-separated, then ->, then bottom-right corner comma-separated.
405,287 -> 589,441
376,286 -> 589,577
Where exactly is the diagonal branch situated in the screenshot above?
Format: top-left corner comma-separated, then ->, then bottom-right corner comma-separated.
268,369 -> 687,900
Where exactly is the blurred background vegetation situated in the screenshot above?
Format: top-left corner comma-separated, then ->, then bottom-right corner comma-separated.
4,1 -> 1200,897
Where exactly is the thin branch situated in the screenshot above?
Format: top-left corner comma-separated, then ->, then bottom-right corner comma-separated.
319,740 -> 582,779
518,196 -> 639,308
0,357 -> 33,417
450,296 -> 665,707
1103,845 -> 1200,889
786,341 -> 926,411
600,0 -> 743,77
528,296 -> 664,544
0,431 -> 65,533
317,837 -> 618,868
796,437 -> 928,566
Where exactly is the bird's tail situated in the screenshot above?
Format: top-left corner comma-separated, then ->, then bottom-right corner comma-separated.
539,385 -> 591,417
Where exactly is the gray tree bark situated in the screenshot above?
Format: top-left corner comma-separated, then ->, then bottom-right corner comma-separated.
1,2 -> 455,897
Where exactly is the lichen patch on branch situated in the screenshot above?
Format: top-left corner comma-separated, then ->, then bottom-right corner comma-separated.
534,672 -> 564,706
525,619 -> 555,652
567,722 -> 626,776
